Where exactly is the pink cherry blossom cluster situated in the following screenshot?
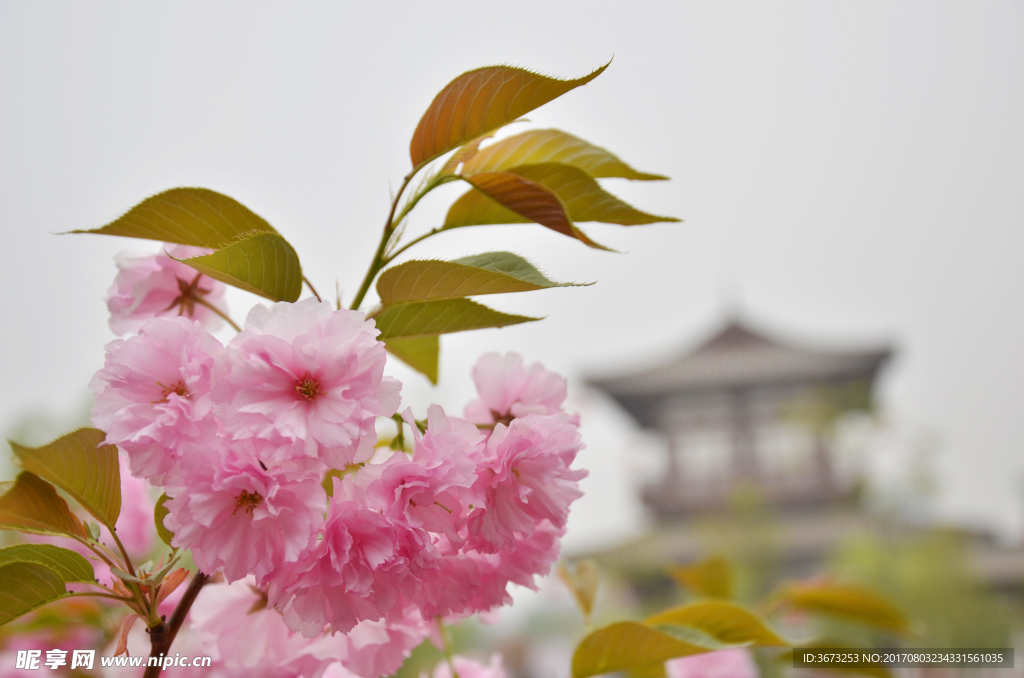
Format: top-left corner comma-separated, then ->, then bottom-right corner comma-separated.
184,576 -> 436,678
89,249 -> 586,676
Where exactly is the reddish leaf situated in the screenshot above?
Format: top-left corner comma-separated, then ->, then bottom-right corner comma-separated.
0,472 -> 88,539
512,163 -> 678,226
455,171 -> 609,250
157,568 -> 188,605
114,614 -> 139,656
410,63 -> 609,171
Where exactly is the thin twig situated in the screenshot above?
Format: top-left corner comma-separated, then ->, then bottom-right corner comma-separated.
437,617 -> 460,678
73,535 -> 154,611
78,579 -> 125,597
106,526 -> 137,579
383,226 -> 446,265
193,297 -> 242,332
71,536 -> 118,569
350,172 -> 415,310
303,275 -> 323,302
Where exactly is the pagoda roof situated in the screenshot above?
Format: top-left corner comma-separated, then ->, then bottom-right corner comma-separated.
589,320 -> 893,399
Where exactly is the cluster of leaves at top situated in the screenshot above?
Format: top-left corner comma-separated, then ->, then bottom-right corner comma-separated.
72,60 -> 677,383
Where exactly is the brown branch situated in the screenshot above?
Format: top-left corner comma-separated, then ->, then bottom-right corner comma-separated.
143,572 -> 209,678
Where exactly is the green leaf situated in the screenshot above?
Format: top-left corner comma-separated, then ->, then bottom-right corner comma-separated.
445,171 -> 610,250
626,664 -> 668,678
69,187 -> 277,248
179,232 -> 302,302
645,601 -> 790,646
375,255 -> 555,381
0,544 -> 95,583
154,494 -> 174,547
448,163 -> 678,234
111,557 -> 177,586
775,583 -> 910,635
374,298 -> 538,340
385,336 -> 439,384
410,62 -> 609,172
572,621 -> 722,678
668,556 -> 735,599
649,624 -> 738,650
10,428 -> 121,532
462,129 -> 668,181
0,472 -> 87,539
0,562 -> 70,626
376,252 -> 580,305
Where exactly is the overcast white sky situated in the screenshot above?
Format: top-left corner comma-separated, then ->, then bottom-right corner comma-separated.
1,2 -> 1022,549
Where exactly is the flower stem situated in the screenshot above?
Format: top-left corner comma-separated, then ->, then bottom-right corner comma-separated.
350,173 -> 415,311
303,275 -> 323,302
106,527 -> 137,578
381,226 -> 445,266
71,536 -> 117,569
193,297 -> 242,332
438,618 -> 460,678
143,571 -> 209,678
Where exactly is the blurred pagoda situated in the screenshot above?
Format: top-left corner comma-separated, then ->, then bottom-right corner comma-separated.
589,320 -> 891,519
584,318 -> 1024,612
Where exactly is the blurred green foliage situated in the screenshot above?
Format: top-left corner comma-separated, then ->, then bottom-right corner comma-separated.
829,532 -> 1016,648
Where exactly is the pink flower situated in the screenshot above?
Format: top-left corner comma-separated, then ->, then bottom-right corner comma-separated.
213,298 -> 402,467
415,521 -> 563,620
322,665 -> 362,678
468,414 -> 586,552
410,550 -> 508,620
431,655 -> 507,678
106,244 -> 228,336
361,407 -> 481,546
251,606 -> 434,678
115,452 -> 155,557
464,353 -> 568,426
665,650 -> 759,678
164,439 -> 325,583
493,519 -> 564,591
331,609 -> 435,678
90,317 -> 222,484
268,475 -> 419,637
190,577 -> 340,677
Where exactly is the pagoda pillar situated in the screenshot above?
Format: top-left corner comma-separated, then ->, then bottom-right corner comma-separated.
730,389 -> 758,484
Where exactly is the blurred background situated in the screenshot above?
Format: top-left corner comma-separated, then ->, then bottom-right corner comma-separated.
1,2 -> 1022,676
